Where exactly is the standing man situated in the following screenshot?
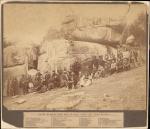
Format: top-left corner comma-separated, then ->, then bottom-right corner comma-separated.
104,54 -> 111,76
61,70 -> 69,88
98,55 -> 105,67
116,48 -> 124,72
19,75 -> 28,95
7,77 -> 12,96
71,59 -> 81,76
44,71 -> 51,88
68,71 -> 74,90
34,71 -> 42,91
92,56 -> 99,70
71,59 -> 81,88
52,71 -> 61,88
13,77 -> 19,95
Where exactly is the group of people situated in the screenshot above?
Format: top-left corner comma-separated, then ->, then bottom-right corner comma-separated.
6,45 -> 142,96
6,60 -> 82,96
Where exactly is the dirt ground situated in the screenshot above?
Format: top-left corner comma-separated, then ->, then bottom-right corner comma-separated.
3,65 -> 147,110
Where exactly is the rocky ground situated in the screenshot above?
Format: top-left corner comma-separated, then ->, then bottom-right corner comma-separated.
3,65 -> 147,110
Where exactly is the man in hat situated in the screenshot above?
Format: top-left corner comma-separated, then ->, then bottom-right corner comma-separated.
67,71 -> 74,90
34,71 -> 42,91
61,70 -> 69,87
52,71 -> 61,89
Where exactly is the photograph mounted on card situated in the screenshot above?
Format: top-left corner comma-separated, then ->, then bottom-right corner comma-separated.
1,1 -> 148,128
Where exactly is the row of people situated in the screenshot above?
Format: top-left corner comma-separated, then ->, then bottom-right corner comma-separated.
6,46 -> 141,96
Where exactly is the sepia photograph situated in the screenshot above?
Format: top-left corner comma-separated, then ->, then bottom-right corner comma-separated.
2,3 -> 147,111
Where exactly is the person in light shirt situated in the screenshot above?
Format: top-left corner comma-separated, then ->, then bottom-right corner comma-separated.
110,59 -> 117,74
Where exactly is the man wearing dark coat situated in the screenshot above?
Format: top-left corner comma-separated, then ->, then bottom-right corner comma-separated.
98,55 -> 105,67
71,60 -> 81,88
92,56 -> 99,70
71,60 -> 81,76
52,71 -> 61,88
13,77 -> 19,95
44,71 -> 51,88
34,71 -> 42,91
67,71 -> 74,89
19,75 -> 29,95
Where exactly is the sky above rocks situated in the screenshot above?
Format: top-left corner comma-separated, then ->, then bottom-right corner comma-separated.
3,3 -> 147,46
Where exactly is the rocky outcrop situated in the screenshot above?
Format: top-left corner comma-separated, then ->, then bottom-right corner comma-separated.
3,45 -> 26,67
72,27 -> 121,47
38,39 -> 117,73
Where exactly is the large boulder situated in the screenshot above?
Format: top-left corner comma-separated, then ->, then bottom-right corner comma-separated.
72,27 -> 121,47
3,64 -> 27,96
69,41 -> 117,59
3,44 -> 39,70
3,46 -> 26,67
